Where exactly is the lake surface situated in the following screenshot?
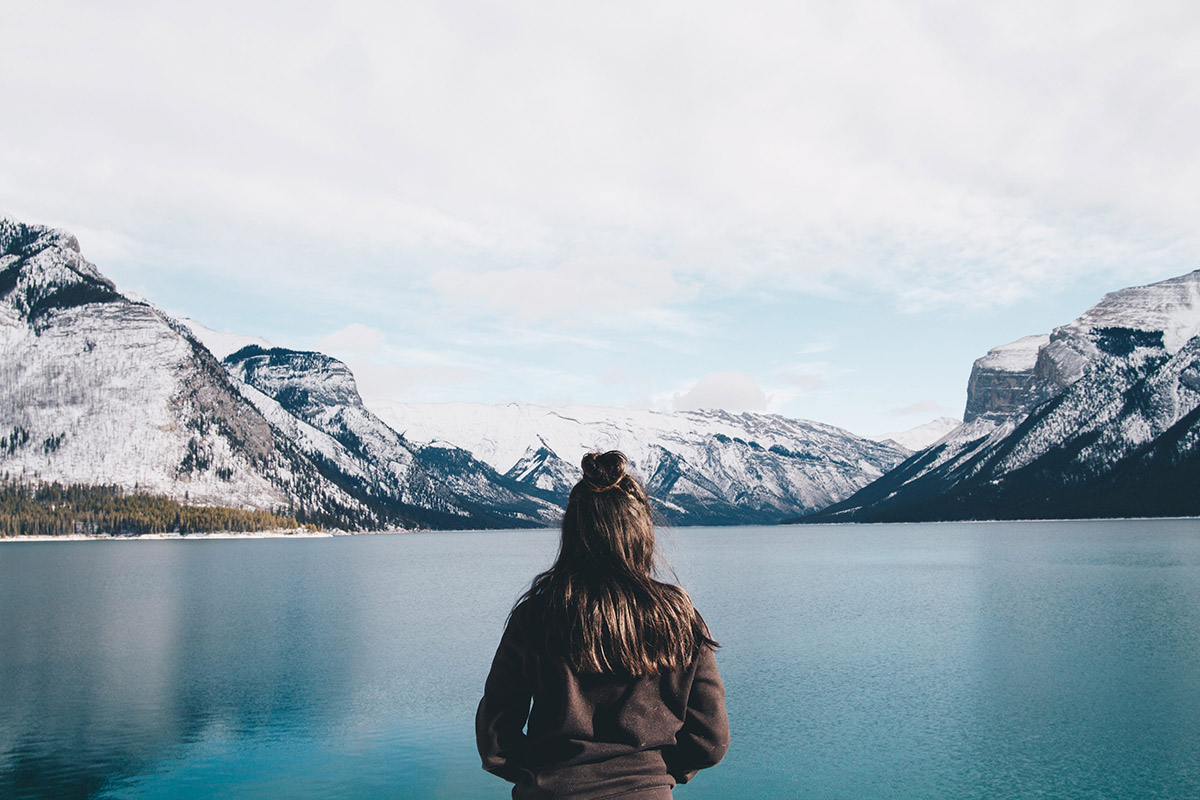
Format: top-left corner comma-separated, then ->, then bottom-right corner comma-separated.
2,520 -> 1200,799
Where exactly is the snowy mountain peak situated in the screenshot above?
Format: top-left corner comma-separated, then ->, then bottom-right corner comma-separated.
1,217 -> 564,530
870,417 -> 963,452
1033,269 -> 1200,401
808,268 -> 1200,523
1,218 -> 119,326
975,334 -> 1049,373
1065,269 -> 1200,354
225,346 -> 364,416
963,270 -> 1200,424
180,317 -> 275,360
369,400 -> 909,523
1,218 -> 82,258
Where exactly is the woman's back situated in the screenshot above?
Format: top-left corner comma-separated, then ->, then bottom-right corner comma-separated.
476,452 -> 729,799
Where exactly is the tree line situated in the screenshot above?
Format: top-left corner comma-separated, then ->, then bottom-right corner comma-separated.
0,477 -> 316,537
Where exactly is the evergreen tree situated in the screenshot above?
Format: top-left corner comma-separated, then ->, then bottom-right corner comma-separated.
0,478 -> 316,538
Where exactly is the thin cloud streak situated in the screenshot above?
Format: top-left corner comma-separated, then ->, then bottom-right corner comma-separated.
890,400 -> 943,417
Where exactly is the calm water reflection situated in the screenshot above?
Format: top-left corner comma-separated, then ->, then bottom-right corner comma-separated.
2,520 -> 1199,799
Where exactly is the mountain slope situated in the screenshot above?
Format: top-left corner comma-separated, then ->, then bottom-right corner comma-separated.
0,219 -> 373,523
222,345 -> 559,527
370,401 -> 910,524
869,417 -> 962,451
0,219 -> 554,530
802,270 -> 1200,522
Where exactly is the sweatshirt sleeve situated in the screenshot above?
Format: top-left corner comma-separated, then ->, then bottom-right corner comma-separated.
475,608 -> 534,783
665,643 -> 730,784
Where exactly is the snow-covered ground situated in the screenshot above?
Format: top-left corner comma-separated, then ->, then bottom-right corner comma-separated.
179,318 -> 274,359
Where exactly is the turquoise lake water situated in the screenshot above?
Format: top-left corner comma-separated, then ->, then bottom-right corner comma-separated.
2,520 -> 1199,799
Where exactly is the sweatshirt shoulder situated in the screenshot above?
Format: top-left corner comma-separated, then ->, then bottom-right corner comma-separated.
509,594 -> 548,631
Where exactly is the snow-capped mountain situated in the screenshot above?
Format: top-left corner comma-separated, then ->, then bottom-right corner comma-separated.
869,417 -> 962,451
0,218 -> 553,529
180,318 -> 272,359
221,344 -> 559,526
1,216 -> 900,528
369,401 -> 910,524
0,218 -> 354,520
804,270 -> 1200,522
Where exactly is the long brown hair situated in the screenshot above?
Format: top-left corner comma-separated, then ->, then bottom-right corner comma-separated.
518,450 -> 717,676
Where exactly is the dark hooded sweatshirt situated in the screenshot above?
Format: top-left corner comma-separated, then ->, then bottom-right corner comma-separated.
476,596 -> 729,799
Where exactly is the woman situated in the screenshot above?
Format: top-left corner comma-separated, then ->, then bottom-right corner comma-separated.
476,451 -> 729,799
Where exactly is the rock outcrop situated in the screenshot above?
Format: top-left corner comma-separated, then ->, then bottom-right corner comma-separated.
963,335 -> 1047,422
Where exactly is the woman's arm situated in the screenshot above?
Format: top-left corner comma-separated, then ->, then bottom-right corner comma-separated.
664,644 -> 730,784
475,609 -> 534,783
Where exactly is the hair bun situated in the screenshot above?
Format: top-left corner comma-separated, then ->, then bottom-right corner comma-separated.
581,450 -> 628,491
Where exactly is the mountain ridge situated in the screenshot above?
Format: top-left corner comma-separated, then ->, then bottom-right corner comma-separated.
0,218 -> 554,530
2,217 -> 907,528
369,400 -> 910,524
799,269 -> 1200,522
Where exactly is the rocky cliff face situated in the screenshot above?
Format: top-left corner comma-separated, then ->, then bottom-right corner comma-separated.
963,335 -> 1048,422
803,269 -> 1200,522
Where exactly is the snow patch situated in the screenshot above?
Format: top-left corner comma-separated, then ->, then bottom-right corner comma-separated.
870,417 -> 963,452
179,318 -> 275,360
975,334 -> 1049,372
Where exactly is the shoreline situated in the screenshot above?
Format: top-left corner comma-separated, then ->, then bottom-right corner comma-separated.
3,516 -> 1197,542
790,514 -> 1200,527
0,529 -> 348,542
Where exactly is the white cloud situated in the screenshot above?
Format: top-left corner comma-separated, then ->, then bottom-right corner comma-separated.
349,362 -> 483,404
312,324 -> 488,403
775,363 -> 830,391
4,0 -> 1198,318
316,323 -> 388,358
672,372 -> 768,413
4,0 -> 1200,434
890,400 -> 943,417
795,340 -> 837,356
427,254 -> 691,324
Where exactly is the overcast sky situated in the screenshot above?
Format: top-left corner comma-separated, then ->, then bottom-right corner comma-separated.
3,0 -> 1199,436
